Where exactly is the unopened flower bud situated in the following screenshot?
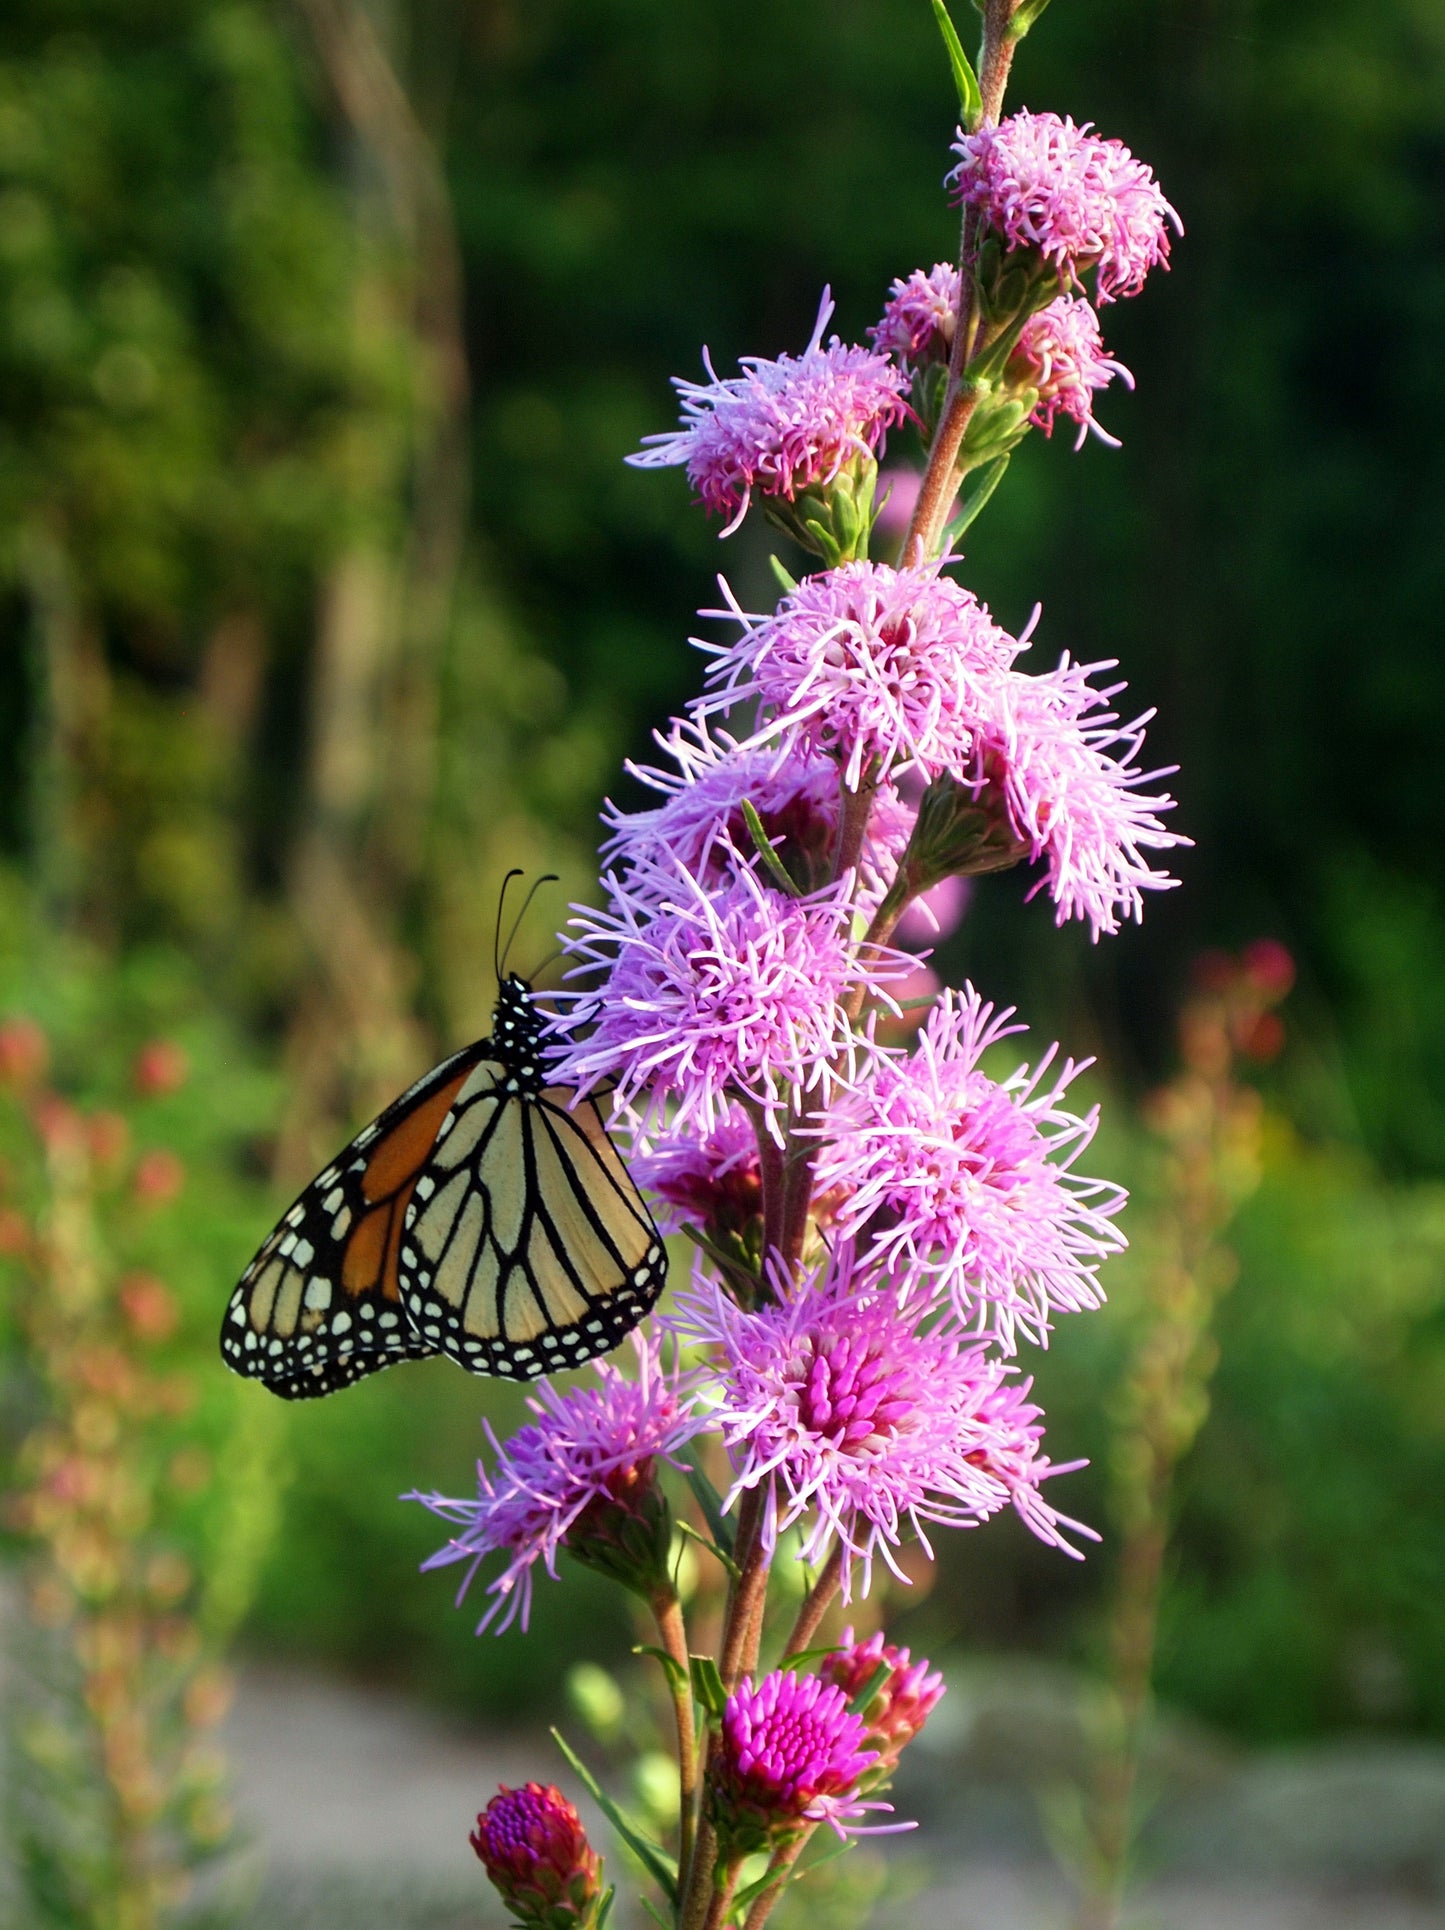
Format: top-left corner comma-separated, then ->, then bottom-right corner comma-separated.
819,1627 -> 945,1770
470,1782 -> 605,1929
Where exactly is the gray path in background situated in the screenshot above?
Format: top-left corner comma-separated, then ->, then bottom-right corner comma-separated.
222,1664 -> 1445,1929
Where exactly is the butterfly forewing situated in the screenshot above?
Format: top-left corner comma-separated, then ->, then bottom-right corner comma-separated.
397,986 -> 667,1380
220,1042 -> 491,1400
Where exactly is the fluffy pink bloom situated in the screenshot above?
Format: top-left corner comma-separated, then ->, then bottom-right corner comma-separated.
672,1244 -> 1092,1593
627,290 -> 908,532
714,1669 -> 884,1846
699,561 -> 1023,788
408,1334 -> 699,1633
948,110 -> 1181,303
601,714 -> 913,906
815,988 -> 1126,1349
546,851 -> 910,1140
869,263 -> 962,368
470,1783 -> 604,1927
966,656 -> 1188,937
1011,295 -> 1134,448
630,1103 -> 762,1240
819,1627 -> 945,1763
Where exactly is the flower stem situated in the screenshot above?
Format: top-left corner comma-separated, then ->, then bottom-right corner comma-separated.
901,0 -> 1021,566
701,1862 -> 743,1930
652,1589 -> 698,1892
740,1832 -> 815,1930
782,1545 -> 843,1659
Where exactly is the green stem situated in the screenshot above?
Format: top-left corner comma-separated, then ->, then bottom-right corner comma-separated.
652,1590 -> 698,1895
741,1831 -> 816,1930
782,1545 -> 843,1660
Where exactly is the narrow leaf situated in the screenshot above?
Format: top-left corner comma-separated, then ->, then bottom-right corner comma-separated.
674,1517 -> 740,1582
944,453 -> 1010,543
682,1461 -> 735,1559
768,554 -> 799,594
1010,0 -> 1055,39
549,1728 -> 678,1904
689,1654 -> 729,1722
778,1644 -> 843,1675
846,1659 -> 894,1717
931,0 -> 983,129
597,1887 -> 617,1930
733,1858 -> 790,1912
741,798 -> 803,897
639,1898 -> 670,1930
634,1643 -> 688,1691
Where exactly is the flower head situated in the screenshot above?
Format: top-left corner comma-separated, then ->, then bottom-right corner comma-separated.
1011,295 -> 1134,448
699,561 -> 1022,789
711,1669 -> 881,1853
948,110 -> 1181,303
819,1628 -> 945,1765
632,1103 -> 763,1248
471,1783 -> 605,1929
673,1243 -> 1083,1593
869,264 -> 962,369
628,290 -> 908,532
408,1333 -> 699,1632
602,715 -> 912,904
967,656 -> 1188,937
546,853 -> 909,1141
816,987 -> 1126,1349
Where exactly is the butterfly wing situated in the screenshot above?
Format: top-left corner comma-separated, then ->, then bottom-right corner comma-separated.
397,1069 -> 668,1380
220,1041 -> 492,1400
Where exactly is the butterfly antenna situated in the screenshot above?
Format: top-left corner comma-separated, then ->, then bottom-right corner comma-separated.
494,868 -> 524,989
526,945 -> 566,986
500,873 -> 560,982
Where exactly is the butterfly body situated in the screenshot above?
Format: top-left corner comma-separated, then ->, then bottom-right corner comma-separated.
221,977 -> 666,1398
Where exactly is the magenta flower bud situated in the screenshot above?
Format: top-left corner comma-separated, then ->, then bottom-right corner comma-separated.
869,263 -> 962,371
711,1670 -> 880,1856
471,1782 -> 605,1929
819,1627 -> 945,1767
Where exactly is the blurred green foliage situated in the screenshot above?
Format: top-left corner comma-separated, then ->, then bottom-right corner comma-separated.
0,0 -> 1440,1758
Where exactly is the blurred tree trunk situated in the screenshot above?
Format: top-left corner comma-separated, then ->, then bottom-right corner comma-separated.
274,0 -> 472,1181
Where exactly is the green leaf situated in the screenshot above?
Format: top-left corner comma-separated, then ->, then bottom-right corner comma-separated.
944,453 -> 1010,543
740,798 -> 803,898
931,0 -> 983,130
733,1857 -> 789,1912
778,1644 -> 843,1674
634,1643 -> 688,1691
639,1898 -> 670,1930
768,554 -> 799,595
682,1461 -> 735,1560
846,1659 -> 894,1717
549,1728 -> 678,1904
689,1654 -> 729,1722
674,1516 -> 740,1582
1009,0 -> 1056,39
596,1887 -> 617,1930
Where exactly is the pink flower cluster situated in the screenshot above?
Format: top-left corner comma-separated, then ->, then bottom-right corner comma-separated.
949,110 -> 1181,303
628,290 -> 908,533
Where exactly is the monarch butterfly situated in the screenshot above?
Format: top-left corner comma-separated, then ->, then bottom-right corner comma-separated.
219,901 -> 667,1399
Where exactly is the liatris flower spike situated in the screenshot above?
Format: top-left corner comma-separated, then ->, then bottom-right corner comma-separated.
471,1783 -> 607,1930
402,12 -> 1183,1929
628,289 -> 908,561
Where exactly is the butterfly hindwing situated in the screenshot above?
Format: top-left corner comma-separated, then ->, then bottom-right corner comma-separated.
397,984 -> 667,1380
220,1041 -> 492,1400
